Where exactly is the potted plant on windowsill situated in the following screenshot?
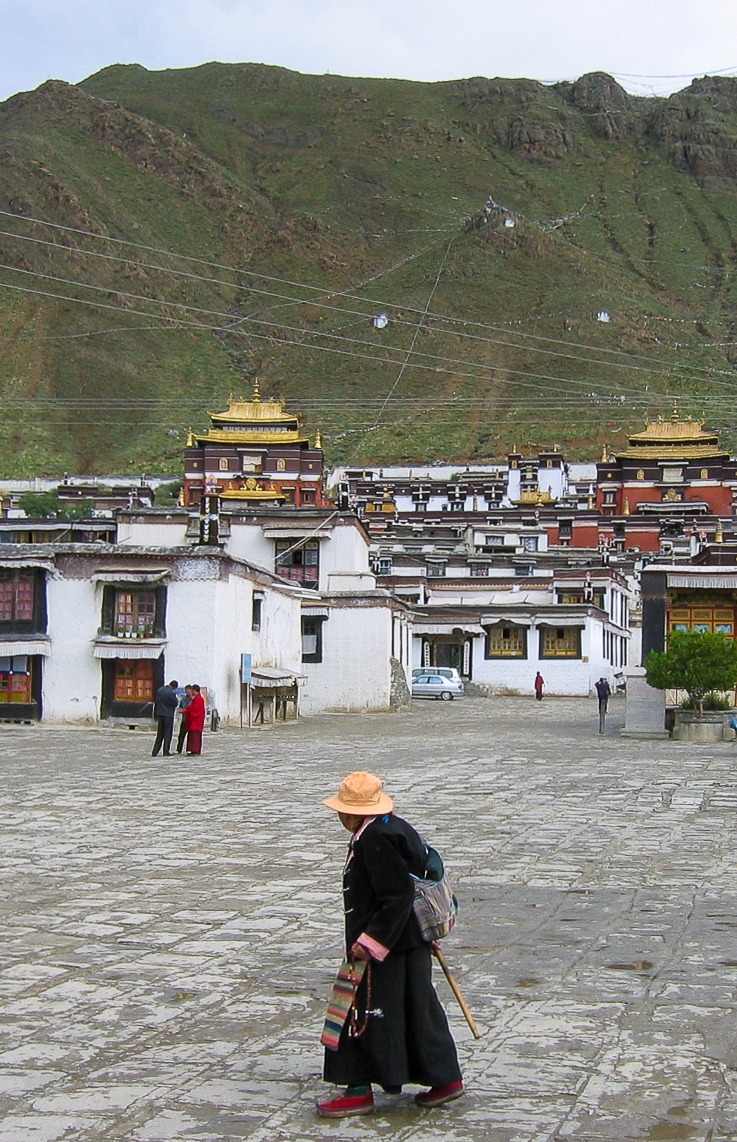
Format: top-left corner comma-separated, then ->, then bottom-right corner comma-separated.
645,629 -> 737,741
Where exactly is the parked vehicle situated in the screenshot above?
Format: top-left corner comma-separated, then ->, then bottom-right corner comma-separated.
411,674 -> 465,701
411,667 -> 463,683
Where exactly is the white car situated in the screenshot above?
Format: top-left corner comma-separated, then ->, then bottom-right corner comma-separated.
412,674 -> 465,701
411,667 -> 463,683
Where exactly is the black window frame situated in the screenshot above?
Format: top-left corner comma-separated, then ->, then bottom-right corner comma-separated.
275,539 -> 320,586
100,584 -> 167,638
301,615 -> 326,662
0,568 -> 47,635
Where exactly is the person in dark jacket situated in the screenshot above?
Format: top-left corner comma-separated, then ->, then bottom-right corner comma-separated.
175,685 -> 194,754
317,771 -> 463,1119
595,677 -> 612,734
151,679 -> 179,757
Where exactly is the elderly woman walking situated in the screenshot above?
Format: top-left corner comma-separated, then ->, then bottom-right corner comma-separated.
317,770 -> 463,1118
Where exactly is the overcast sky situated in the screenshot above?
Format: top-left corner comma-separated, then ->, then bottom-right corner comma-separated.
2,0 -> 737,105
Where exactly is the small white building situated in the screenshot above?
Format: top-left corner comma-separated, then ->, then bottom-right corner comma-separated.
0,504 -> 412,726
0,544 -> 303,725
412,567 -> 632,696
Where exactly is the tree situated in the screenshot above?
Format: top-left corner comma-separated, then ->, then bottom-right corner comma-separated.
645,629 -> 737,715
155,480 -> 182,506
18,490 -> 96,519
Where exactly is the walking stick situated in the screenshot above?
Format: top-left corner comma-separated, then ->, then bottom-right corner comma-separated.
432,945 -> 481,1039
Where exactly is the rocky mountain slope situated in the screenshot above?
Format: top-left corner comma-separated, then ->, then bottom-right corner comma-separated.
1,64 -> 737,475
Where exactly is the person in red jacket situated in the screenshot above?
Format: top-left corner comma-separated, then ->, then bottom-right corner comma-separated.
184,684 -> 206,755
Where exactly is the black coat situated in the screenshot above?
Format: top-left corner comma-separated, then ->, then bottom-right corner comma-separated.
343,813 -> 425,956
324,812 -> 462,1089
154,685 -> 179,717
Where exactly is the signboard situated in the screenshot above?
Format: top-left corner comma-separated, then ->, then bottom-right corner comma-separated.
241,653 -> 252,685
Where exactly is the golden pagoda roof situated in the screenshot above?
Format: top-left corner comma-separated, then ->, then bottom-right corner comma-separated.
192,428 -> 308,445
616,412 -> 725,460
515,489 -> 554,505
220,478 -> 285,502
192,381 -> 309,446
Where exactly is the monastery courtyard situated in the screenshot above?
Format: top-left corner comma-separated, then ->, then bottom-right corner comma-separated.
3,696 -> 737,1142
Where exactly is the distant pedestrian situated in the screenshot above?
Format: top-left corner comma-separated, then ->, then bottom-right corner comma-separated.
152,679 -> 179,757
176,685 -> 194,754
185,684 -> 206,756
534,672 -> 544,701
595,677 -> 611,734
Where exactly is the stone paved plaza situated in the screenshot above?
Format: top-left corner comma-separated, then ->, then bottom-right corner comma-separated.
3,695 -> 737,1141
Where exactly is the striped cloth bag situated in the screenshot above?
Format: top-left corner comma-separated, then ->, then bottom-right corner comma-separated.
411,843 -> 458,941
320,960 -> 367,1051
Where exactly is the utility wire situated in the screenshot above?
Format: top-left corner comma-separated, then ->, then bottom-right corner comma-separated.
2,206 -> 736,383
3,272 -> 730,409
3,256 -> 737,402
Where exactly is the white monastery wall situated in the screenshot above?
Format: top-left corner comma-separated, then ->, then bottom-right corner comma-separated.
43,578 -> 101,722
117,518 -> 189,546
299,603 -> 393,715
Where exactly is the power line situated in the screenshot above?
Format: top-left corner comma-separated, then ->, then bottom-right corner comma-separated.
2,206 -> 737,386
4,251 -> 737,405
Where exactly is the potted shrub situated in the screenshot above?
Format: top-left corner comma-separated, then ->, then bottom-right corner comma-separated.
645,630 -> 737,740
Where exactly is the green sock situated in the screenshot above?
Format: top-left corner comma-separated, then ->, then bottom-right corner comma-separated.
345,1085 -> 370,1097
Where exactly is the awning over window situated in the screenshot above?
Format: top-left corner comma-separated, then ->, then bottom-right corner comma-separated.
667,574 -> 737,590
262,527 -> 330,540
0,559 -> 55,572
93,638 -> 167,660
0,638 -> 51,656
251,666 -> 307,688
535,617 -> 586,628
481,614 -> 533,628
91,570 -> 170,585
413,623 -> 484,635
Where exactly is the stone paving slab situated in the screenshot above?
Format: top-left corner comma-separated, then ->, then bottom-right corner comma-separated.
2,696 -> 737,1140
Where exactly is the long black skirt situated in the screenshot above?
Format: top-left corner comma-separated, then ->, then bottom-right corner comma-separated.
323,943 -> 462,1089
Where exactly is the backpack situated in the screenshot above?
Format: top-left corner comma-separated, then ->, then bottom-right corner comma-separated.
411,843 -> 458,942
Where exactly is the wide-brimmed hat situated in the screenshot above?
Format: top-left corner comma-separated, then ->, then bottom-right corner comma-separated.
323,771 -> 394,815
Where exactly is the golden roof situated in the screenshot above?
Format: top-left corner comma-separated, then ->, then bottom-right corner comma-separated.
192,428 -> 307,445
515,489 -> 554,505
194,381 -> 306,444
220,477 -> 285,502
616,412 -> 725,460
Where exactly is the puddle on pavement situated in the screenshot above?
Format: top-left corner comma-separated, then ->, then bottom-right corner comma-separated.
605,960 -> 654,972
646,1122 -> 696,1141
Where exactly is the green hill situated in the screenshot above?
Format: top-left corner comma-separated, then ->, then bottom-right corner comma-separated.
1,63 -> 737,475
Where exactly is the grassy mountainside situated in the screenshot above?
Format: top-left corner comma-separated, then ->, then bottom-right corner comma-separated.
1,64 -> 737,474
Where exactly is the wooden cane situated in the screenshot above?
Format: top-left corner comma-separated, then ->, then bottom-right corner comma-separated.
432,945 -> 481,1039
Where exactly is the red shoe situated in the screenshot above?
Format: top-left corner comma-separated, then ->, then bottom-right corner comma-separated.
315,1092 -> 374,1118
414,1080 -> 465,1108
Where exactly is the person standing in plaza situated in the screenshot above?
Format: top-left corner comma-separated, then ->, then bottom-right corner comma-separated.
184,684 -> 206,755
317,771 -> 463,1119
151,679 -> 179,757
175,685 -> 194,754
534,671 -> 545,701
595,677 -> 611,734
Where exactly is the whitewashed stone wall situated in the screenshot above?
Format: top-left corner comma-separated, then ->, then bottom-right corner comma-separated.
299,599 -> 397,715
43,577 -> 102,722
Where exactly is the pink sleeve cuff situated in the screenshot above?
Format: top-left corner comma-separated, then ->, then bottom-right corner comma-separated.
356,932 -> 391,962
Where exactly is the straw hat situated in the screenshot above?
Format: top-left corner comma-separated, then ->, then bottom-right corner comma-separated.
323,771 -> 394,815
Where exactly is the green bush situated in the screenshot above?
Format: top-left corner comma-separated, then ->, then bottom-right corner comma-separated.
681,691 -> 732,711
645,630 -> 737,716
